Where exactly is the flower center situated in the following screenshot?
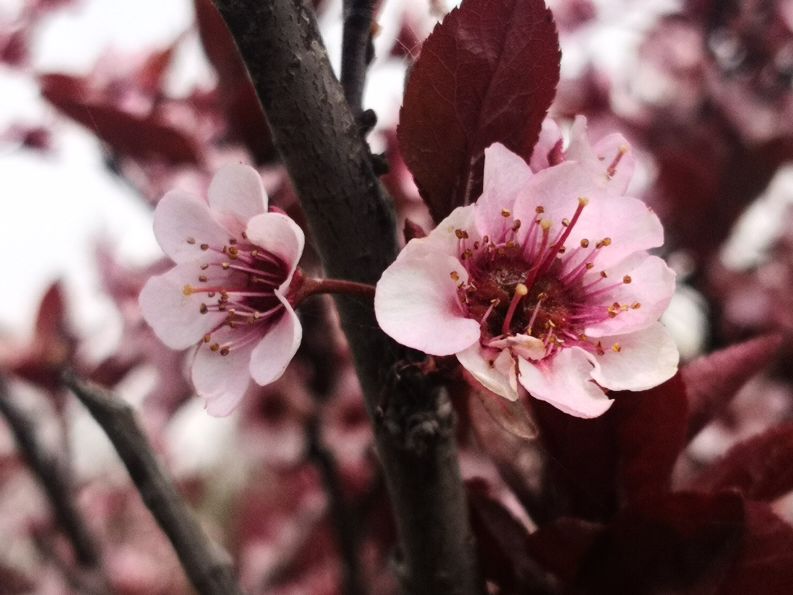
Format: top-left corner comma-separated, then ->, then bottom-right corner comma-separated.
452,199 -> 637,359
181,232 -> 290,355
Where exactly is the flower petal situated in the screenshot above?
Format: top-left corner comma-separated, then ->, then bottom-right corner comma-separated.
153,190 -> 231,263
565,115 -> 635,194
245,212 -> 305,288
399,205 -> 477,261
208,163 -> 268,232
375,252 -> 480,356
191,328 -> 254,417
139,263 -> 228,350
476,143 -> 533,236
249,297 -> 302,386
457,343 -> 518,401
589,322 -> 679,392
585,254 -> 676,337
529,118 -> 563,172
518,348 -> 613,418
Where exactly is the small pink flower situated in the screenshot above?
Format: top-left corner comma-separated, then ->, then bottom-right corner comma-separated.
139,164 -> 304,416
376,118 -> 679,418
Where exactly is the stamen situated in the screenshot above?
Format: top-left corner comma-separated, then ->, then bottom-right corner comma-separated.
606,145 -> 629,178
501,283 -> 528,335
526,292 -> 547,335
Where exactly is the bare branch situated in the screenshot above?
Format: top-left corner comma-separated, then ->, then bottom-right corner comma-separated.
341,0 -> 376,113
63,373 -> 244,595
0,376 -> 105,592
208,1 -> 484,593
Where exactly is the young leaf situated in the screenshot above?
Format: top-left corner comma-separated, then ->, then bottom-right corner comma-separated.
684,334 -> 782,440
689,423 -> 793,501
398,0 -> 561,222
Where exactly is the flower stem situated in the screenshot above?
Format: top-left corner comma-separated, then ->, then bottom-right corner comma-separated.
293,277 -> 376,305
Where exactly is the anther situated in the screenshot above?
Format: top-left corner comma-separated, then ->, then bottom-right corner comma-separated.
199,303 -> 208,314
454,229 -> 469,239
540,219 -> 552,231
562,218 -> 570,227
220,347 -> 230,356
186,237 -> 196,245
580,239 -> 590,248
450,271 -> 460,282
535,206 -> 545,214
631,302 -> 641,309
585,263 -> 594,269
222,262 -> 230,270
512,219 -> 522,231
241,231 -> 248,240
203,334 -> 211,343
227,246 -> 239,259
198,275 -> 208,283
600,271 -> 608,278
200,264 -> 209,270
501,208 -> 511,218
578,196 -> 590,207
210,343 -> 220,352
229,238 -> 237,245
200,243 -> 209,251
623,275 -> 632,284
612,342 -> 622,353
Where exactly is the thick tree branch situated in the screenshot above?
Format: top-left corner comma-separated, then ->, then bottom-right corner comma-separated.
341,0 -> 376,112
63,374 -> 243,595
0,376 -> 105,590
209,1 -> 483,593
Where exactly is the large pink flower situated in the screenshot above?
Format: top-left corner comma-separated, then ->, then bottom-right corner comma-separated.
376,118 -> 678,418
139,164 -> 304,416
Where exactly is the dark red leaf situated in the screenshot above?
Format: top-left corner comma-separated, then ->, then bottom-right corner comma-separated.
612,374 -> 688,504
397,0 -> 561,222
39,74 -> 201,164
572,491 -> 745,594
193,0 -> 272,162
525,517 -> 603,583
467,479 -> 557,593
684,334 -> 783,441
34,281 -> 67,343
690,423 -> 793,501
720,501 -> 793,595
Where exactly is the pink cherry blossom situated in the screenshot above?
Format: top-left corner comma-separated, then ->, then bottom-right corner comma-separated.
139,164 -> 304,416
376,118 -> 679,418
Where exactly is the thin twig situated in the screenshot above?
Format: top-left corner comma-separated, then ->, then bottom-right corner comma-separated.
305,415 -> 364,595
341,0 -> 376,113
63,373 -> 244,595
0,375 -> 106,591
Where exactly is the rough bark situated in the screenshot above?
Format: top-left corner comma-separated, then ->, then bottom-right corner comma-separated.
209,1 -> 483,593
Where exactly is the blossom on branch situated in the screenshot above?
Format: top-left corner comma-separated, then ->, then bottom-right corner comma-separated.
376,118 -> 679,418
139,164 -> 304,416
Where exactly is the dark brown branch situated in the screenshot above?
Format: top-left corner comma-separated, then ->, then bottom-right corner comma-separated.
305,416 -> 363,595
0,376 -> 105,587
63,374 -> 243,595
341,0 -> 376,113
209,2 -> 483,593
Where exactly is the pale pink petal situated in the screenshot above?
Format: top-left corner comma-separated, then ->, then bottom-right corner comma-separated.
585,254 -> 676,337
139,263 -> 228,350
518,348 -> 613,418
245,212 -> 305,288
191,328 -> 254,416
476,143 -> 533,236
153,190 -> 231,263
375,252 -> 480,356
566,116 -> 635,194
592,133 -> 635,194
488,334 -> 546,361
558,195 -> 664,270
398,205 -> 477,262
589,323 -> 679,392
207,164 -> 268,233
457,343 -> 518,401
529,118 -> 564,172
249,298 -> 302,385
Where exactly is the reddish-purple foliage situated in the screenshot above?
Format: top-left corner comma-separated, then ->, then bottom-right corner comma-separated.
397,0 -> 561,222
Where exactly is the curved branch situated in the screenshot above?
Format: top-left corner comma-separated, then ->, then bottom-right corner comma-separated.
341,0 -> 376,112
208,1 -> 483,593
63,374 -> 243,595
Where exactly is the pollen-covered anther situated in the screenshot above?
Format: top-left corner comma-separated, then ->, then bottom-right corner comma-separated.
535,206 -> 545,214
203,334 -> 211,343
562,218 -> 570,227
221,262 -> 230,270
210,343 -> 220,352
227,246 -> 240,260
200,264 -> 209,270
220,347 -> 230,356
182,284 -> 194,296
512,219 -> 522,231
600,271 -> 608,278
198,275 -> 208,283
199,303 -> 208,314
186,237 -> 196,245
450,271 -> 460,282
580,238 -> 590,248
611,342 -> 622,353
501,208 -> 511,218
454,229 -> 469,239
623,275 -> 632,284
200,243 -> 209,251
631,302 -> 641,309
